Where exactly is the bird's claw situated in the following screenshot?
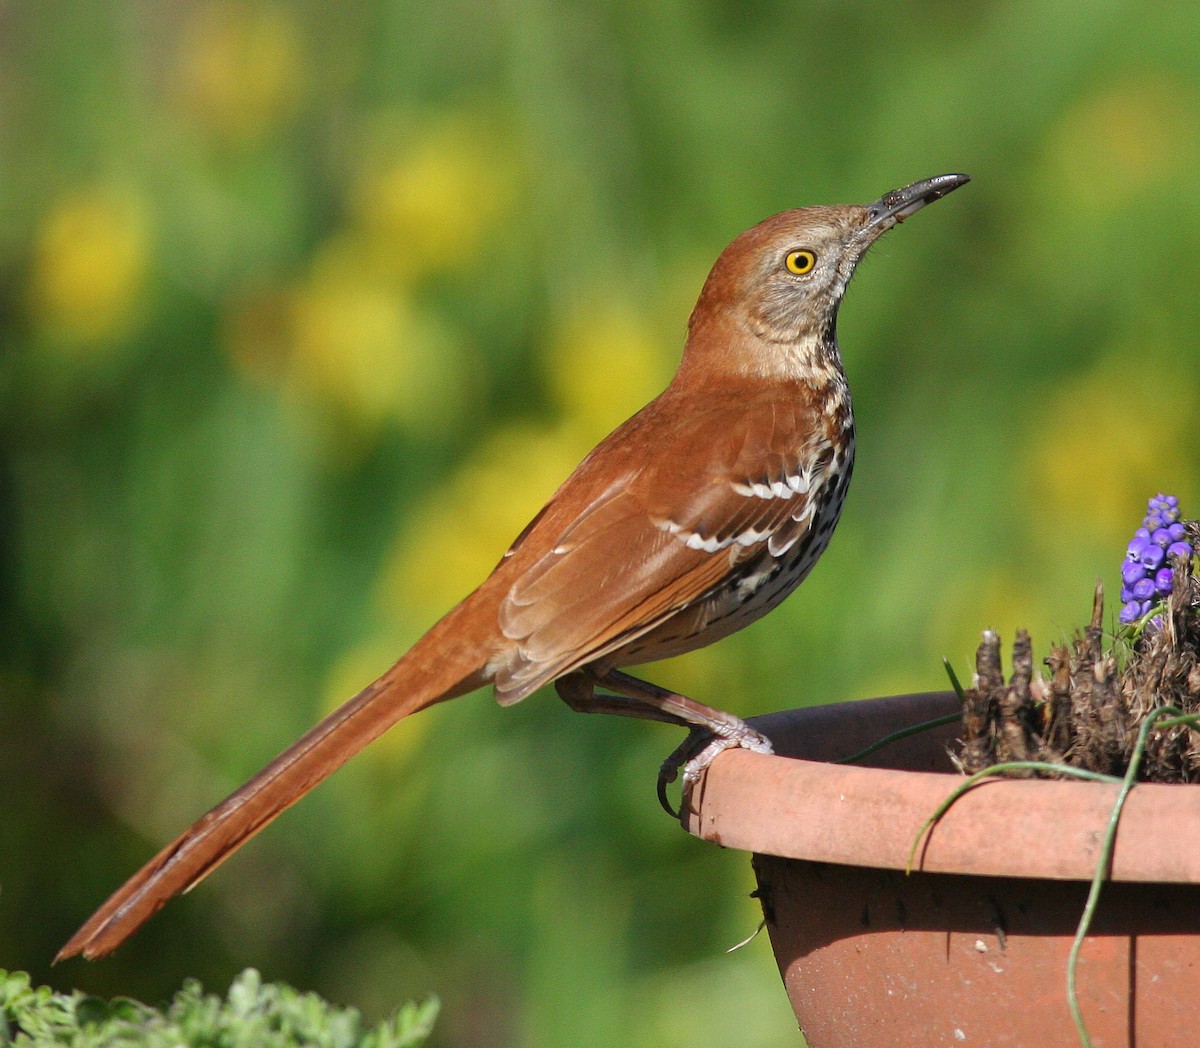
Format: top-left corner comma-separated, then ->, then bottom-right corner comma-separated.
658,723 -> 773,818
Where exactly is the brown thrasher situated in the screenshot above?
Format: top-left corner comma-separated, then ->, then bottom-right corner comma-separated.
58,173 -> 968,961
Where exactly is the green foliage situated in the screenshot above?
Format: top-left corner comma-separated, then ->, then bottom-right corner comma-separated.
0,969 -> 437,1048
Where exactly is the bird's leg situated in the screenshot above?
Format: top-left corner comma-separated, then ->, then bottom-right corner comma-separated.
602,670 -> 774,818
555,669 -> 773,817
555,670 -> 695,727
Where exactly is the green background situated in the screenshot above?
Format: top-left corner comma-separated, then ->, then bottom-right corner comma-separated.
4,2 -> 1199,1045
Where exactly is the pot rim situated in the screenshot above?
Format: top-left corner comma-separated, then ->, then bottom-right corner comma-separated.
680,691 -> 1200,884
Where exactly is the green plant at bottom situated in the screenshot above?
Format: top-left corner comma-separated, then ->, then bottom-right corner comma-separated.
0,968 -> 437,1048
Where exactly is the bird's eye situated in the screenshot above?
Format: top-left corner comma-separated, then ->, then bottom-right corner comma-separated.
784,250 -> 817,275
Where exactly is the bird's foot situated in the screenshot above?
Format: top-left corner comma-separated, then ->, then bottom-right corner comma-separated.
658,721 -> 773,818
552,669 -> 774,818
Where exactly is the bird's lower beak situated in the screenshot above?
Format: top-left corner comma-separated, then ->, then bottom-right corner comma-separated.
865,173 -> 970,230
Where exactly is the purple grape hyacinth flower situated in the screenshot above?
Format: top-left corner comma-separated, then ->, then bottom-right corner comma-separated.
1119,494 -> 1193,624
1140,544 -> 1166,572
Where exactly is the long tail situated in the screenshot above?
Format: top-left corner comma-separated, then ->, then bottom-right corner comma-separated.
56,599 -> 495,961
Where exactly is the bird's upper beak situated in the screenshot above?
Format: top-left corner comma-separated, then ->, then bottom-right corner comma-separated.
865,173 -> 970,231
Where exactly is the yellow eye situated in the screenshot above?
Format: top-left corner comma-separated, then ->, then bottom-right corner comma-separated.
785,250 -> 816,275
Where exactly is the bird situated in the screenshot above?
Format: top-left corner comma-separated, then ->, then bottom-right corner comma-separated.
57,172 -> 969,962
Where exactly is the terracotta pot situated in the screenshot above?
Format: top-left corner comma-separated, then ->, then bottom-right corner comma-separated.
681,691 -> 1200,1048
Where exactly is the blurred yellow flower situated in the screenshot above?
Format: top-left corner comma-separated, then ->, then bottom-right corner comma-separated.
29,188 -> 150,346
349,108 -> 518,280
1045,74 -> 1199,210
224,233 -> 472,441
224,236 -> 473,449
175,0 -> 303,142
543,298 -> 673,444
1024,346 -> 1199,550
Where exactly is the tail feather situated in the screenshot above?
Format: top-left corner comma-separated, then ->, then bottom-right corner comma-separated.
56,605 -> 492,962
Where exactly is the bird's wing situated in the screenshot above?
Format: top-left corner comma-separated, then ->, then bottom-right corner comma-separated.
492,394 -> 835,703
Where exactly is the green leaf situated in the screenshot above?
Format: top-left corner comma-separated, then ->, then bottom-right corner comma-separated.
0,970 -> 437,1047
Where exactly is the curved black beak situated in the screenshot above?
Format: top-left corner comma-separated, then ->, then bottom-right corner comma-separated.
866,173 -> 970,229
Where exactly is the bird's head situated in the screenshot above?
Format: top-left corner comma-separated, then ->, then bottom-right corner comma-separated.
685,173 -> 969,380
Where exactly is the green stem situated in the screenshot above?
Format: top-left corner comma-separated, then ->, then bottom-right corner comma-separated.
1064,705 -> 1196,1048
942,657 -> 966,701
906,762 -> 1122,874
835,713 -> 961,766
